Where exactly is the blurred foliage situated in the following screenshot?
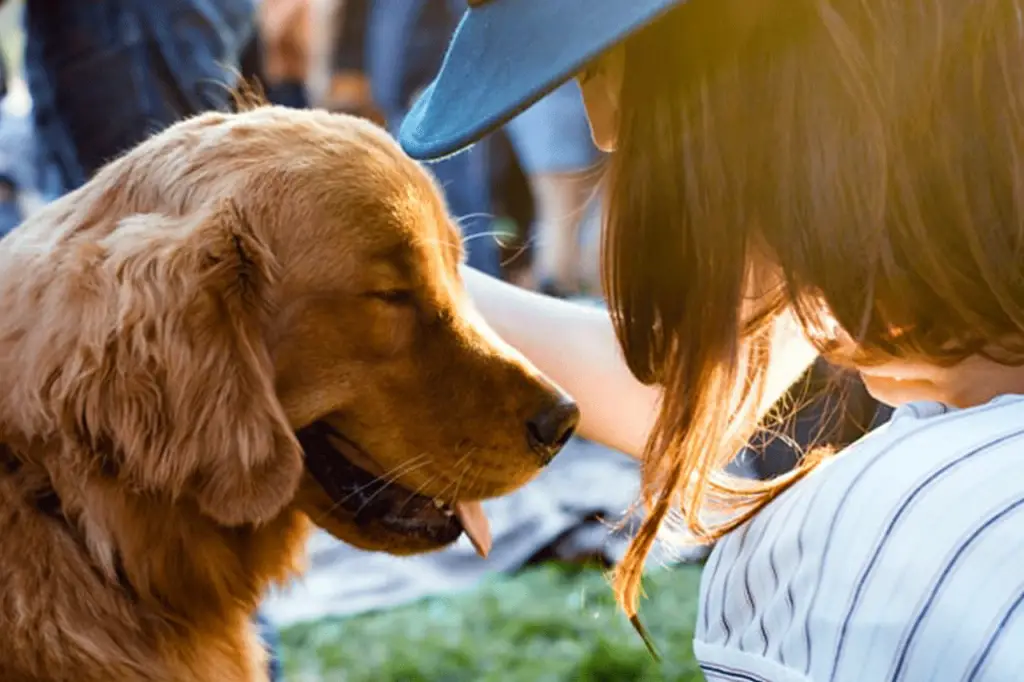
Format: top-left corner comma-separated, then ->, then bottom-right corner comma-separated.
279,562 -> 704,682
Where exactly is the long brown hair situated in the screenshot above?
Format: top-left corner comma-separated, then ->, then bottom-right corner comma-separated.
604,0 -> 1024,622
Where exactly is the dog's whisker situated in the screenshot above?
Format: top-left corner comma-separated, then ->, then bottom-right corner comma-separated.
345,447 -> 464,519
338,454 -> 430,503
460,230 -> 510,246
392,448 -> 475,517
450,448 -> 477,502
311,454 -> 433,524
435,453 -> 472,499
346,457 -> 434,516
424,232 -> 534,269
453,212 -> 495,226
462,467 -> 484,506
390,474 -> 442,517
337,454 -> 431,507
390,448 -> 476,514
364,453 -> 432,490
416,234 -> 525,271
412,475 -> 463,520
417,229 -> 515,251
498,237 -> 535,268
448,450 -> 475,492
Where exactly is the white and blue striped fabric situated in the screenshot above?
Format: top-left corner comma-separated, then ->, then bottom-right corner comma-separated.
695,394 -> 1024,682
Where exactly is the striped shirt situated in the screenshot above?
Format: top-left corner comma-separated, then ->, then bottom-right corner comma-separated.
695,394 -> 1024,682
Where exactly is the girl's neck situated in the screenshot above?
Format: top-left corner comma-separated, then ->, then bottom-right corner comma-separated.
858,356 -> 1024,409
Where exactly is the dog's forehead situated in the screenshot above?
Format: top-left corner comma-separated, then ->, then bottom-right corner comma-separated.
272,174 -> 460,298
166,108 -> 464,289
370,170 -> 463,271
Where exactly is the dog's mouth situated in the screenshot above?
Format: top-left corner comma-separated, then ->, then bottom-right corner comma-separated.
295,421 -> 492,557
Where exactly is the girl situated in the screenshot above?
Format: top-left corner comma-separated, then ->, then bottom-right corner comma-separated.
401,0 -> 1024,679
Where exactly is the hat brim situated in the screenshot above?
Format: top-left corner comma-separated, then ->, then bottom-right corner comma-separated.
399,0 -> 685,161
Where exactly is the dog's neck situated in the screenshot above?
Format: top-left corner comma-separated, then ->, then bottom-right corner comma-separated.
0,443 -> 143,600
0,440 -> 309,630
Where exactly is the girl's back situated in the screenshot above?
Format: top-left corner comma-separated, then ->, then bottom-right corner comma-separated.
699,395 -> 1024,681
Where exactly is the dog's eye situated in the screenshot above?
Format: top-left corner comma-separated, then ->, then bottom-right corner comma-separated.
367,289 -> 415,306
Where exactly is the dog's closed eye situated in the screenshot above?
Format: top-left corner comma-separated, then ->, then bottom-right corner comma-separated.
366,289 -> 415,306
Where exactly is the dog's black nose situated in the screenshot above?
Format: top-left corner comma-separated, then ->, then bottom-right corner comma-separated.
526,396 -> 580,463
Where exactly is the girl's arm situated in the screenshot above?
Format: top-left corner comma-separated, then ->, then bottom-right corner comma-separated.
462,267 -> 819,458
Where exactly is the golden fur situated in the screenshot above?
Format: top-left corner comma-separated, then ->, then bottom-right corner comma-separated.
0,106 -> 567,681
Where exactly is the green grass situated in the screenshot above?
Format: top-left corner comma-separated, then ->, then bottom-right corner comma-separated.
279,562 -> 705,682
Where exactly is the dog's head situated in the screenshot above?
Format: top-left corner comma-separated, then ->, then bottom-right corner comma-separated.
0,107 -> 577,556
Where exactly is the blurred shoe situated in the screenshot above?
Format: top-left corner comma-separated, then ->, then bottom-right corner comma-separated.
537,278 -> 574,299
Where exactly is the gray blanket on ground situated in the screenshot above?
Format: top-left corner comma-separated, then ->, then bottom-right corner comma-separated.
262,438 -> 697,627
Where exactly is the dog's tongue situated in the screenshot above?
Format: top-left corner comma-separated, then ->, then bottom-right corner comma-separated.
454,501 -> 492,558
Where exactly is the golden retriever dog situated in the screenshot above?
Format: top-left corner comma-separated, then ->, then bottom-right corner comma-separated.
0,106 -> 579,682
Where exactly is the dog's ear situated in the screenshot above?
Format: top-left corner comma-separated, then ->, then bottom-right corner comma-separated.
51,199 -> 302,526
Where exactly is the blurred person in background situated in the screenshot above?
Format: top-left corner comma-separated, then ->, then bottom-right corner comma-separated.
23,0 -> 255,194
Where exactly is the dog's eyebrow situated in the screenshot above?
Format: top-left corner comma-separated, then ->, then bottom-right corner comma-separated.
368,245 -> 415,281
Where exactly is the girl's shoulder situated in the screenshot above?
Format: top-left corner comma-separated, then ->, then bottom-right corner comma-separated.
695,394 -> 1024,682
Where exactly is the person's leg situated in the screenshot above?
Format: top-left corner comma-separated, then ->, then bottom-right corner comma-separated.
259,0 -> 311,108
527,172 -> 598,296
504,81 -> 604,296
241,14 -> 311,109
577,197 -> 603,296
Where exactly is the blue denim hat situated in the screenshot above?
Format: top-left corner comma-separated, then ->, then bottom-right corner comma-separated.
398,0 -> 686,161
